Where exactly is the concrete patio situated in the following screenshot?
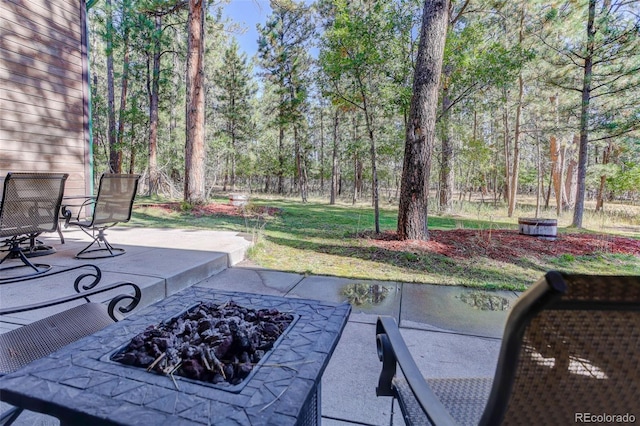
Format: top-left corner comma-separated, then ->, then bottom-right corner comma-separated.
0,226 -> 521,425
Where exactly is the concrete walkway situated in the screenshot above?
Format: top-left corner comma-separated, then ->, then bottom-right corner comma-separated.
0,227 -> 522,425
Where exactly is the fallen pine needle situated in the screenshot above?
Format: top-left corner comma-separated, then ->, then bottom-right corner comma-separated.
147,352 -> 166,371
259,388 -> 287,413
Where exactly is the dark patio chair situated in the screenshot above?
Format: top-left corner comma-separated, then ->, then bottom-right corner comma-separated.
376,271 -> 640,425
64,173 -> 140,259
0,264 -> 141,425
0,173 -> 68,283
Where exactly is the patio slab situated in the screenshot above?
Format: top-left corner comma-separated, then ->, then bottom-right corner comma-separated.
397,328 -> 501,379
286,275 -> 401,325
196,266 -> 304,296
320,321 -> 395,426
399,283 -> 520,338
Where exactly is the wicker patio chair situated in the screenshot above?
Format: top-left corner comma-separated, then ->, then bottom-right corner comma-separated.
64,173 -> 140,259
376,271 -> 640,425
0,264 -> 141,425
0,173 -> 68,283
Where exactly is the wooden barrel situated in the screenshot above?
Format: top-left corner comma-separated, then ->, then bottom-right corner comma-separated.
518,218 -> 557,241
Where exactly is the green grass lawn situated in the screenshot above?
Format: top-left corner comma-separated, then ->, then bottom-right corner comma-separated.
130,196 -> 640,291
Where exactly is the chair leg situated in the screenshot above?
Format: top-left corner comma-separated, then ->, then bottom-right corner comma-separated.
0,234 -> 55,258
75,229 -> 125,260
22,234 -> 56,258
0,238 -> 52,284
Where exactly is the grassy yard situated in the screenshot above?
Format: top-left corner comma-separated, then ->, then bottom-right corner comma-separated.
131,196 -> 640,291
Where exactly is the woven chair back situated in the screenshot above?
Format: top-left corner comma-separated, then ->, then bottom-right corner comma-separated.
90,174 -> 139,226
499,274 -> 640,424
0,173 -> 68,238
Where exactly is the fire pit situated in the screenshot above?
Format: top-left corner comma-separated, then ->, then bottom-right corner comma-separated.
0,288 -> 351,425
109,301 -> 297,391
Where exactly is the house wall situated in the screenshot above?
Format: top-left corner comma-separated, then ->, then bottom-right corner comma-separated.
0,0 -> 90,197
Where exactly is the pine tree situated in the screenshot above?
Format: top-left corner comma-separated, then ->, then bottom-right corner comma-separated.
213,40 -> 256,191
541,0 -> 640,227
257,0 -> 314,200
397,0 -> 449,240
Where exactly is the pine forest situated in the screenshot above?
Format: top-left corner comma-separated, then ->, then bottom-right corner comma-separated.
87,0 -> 640,237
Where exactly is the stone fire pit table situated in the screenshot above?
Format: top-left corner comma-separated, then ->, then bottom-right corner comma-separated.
0,288 -> 351,425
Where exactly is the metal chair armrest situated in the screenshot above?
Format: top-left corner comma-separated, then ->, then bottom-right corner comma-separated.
61,196 -> 96,228
0,265 -> 141,322
62,206 -> 72,227
376,316 -> 457,426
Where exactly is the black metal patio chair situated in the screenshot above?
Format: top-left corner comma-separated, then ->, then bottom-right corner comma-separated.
64,173 -> 140,259
0,264 -> 141,425
376,271 -> 640,425
0,173 -> 68,283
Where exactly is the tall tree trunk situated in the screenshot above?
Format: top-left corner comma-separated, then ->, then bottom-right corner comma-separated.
549,94 -> 563,215
129,108 -> 136,174
535,126 -> 542,218
330,109 -> 340,205
230,117 -> 237,190
277,122 -> 285,194
508,72 -> 523,217
560,144 -> 568,208
367,113 -> 379,233
148,15 -> 161,196
351,114 -> 361,205
223,154 -> 229,192
294,125 -> 308,202
184,0 -> 206,204
550,136 -> 563,215
319,107 -> 325,193
231,153 -> 236,190
106,0 -> 119,173
508,3 -> 525,217
502,93 -> 511,204
352,153 -> 358,205
545,165 -> 553,209
397,0 -> 449,240
572,0 -> 596,228
116,34 -> 130,175
595,140 -> 612,212
491,116 -> 500,205
564,135 -> 579,209
439,80 -> 453,213
359,92 -> 379,232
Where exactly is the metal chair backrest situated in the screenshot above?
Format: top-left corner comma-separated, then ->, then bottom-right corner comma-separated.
0,173 -> 68,238
481,272 -> 640,424
90,174 -> 140,227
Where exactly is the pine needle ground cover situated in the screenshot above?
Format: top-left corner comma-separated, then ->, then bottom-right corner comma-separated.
131,198 -> 640,291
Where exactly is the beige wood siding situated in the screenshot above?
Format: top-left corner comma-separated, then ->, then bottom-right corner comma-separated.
0,0 -> 90,197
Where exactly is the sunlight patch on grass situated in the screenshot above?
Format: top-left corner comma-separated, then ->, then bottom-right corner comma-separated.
547,253 -> 640,275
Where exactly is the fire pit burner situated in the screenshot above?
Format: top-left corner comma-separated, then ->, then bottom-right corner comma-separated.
110,301 -> 295,390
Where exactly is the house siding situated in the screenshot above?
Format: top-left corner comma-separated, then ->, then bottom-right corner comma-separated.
0,0 -> 90,196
